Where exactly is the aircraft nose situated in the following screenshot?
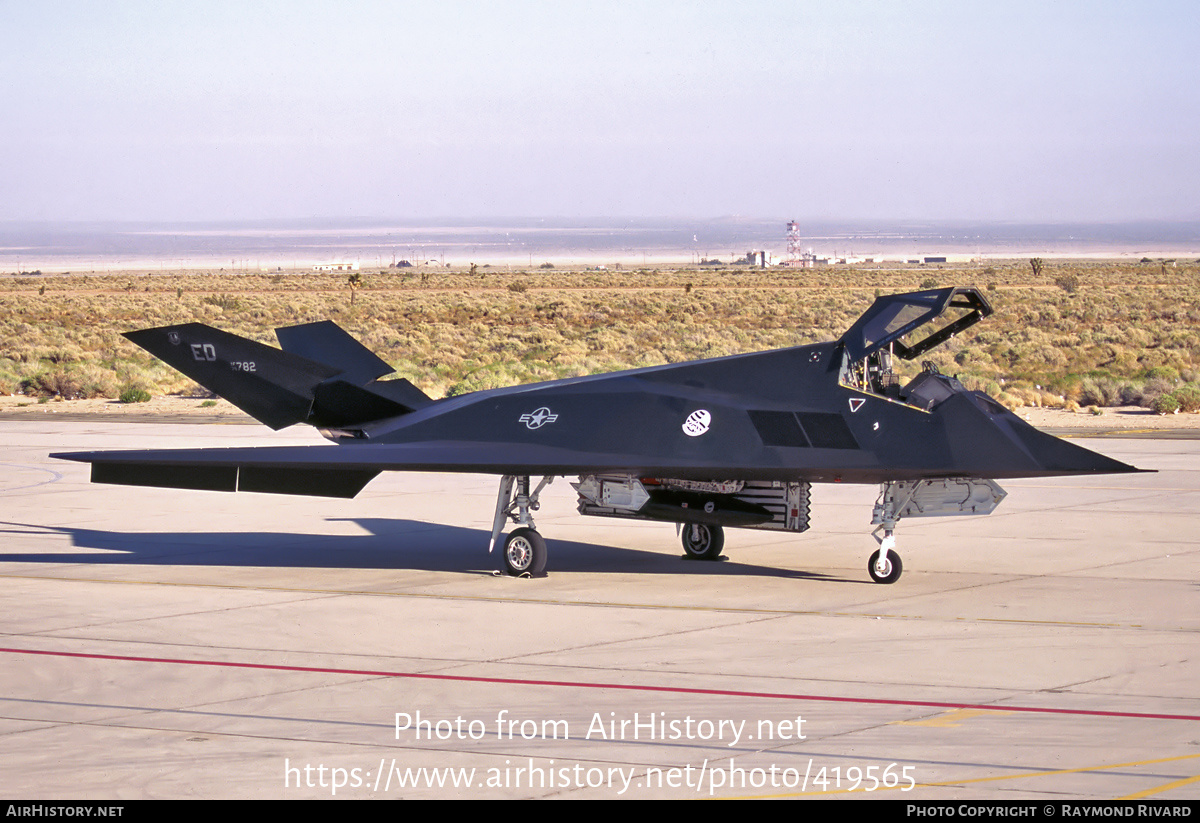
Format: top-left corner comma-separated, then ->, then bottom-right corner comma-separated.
1005,418 -> 1142,476
941,392 -> 1144,478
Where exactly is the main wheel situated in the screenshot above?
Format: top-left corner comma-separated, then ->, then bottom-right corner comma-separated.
503,528 -> 547,576
868,548 -> 903,584
681,523 -> 724,560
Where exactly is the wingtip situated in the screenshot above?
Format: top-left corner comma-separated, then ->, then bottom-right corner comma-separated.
49,451 -> 93,463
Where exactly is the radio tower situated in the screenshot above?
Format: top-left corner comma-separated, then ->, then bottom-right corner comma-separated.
782,220 -> 820,268
786,221 -> 813,268
782,221 -> 801,263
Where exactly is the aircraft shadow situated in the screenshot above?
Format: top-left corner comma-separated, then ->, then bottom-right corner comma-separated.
0,518 -> 851,582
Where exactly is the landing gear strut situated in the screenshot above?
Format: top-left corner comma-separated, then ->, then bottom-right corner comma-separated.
490,475 -> 555,576
869,483 -> 911,585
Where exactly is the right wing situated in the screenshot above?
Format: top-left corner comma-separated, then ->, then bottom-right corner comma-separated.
50,437 -> 860,499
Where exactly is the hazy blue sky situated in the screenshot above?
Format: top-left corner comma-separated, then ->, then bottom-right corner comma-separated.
4,1 -> 1197,223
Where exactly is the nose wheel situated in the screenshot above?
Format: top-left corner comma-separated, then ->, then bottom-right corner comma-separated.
868,546 -> 902,584
868,526 -> 903,583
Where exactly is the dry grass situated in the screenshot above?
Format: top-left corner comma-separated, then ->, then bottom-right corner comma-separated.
2,259 -> 1198,408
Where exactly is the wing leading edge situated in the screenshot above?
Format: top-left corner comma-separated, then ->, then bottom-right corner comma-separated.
52,416 -> 1139,502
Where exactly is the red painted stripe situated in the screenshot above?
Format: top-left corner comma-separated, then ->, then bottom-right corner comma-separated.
4,646 -> 1197,722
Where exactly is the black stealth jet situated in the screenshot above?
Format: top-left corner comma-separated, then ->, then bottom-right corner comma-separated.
53,287 -> 1141,583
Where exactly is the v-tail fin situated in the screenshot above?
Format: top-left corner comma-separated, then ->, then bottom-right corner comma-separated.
275,320 -> 433,415
125,322 -> 429,430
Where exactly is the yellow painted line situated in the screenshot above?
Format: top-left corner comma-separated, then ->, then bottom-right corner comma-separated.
1054,428 -> 1200,439
1118,773 -> 1200,799
724,752 -> 1200,799
892,708 -> 1013,727
973,616 -> 1134,628
1093,429 -> 1167,436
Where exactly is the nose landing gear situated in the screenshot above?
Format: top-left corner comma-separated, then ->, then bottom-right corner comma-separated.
867,477 -> 1006,583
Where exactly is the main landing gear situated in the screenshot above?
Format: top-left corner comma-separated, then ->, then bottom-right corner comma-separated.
487,475 -> 1004,584
490,475 -> 555,577
502,527 -> 547,576
680,523 -> 724,560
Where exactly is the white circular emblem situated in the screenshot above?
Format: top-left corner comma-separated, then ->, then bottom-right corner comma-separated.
167,331 -> 181,345
682,409 -> 711,437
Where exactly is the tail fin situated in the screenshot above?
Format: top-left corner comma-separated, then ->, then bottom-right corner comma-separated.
125,322 -> 429,430
275,320 -> 432,415
275,320 -> 393,384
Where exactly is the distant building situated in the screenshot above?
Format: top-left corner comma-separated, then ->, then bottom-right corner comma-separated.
923,256 -> 947,264
312,262 -> 360,272
744,250 -> 772,267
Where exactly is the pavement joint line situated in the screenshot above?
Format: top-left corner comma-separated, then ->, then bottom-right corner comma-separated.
0,572 -> 1170,630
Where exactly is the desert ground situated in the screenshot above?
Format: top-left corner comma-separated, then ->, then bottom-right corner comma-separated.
2,258 -> 1199,419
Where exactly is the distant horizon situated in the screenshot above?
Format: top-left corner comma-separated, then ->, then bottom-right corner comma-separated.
4,216 -> 1199,272
6,215 -> 1200,230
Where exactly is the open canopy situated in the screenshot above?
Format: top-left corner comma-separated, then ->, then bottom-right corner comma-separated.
838,287 -> 993,363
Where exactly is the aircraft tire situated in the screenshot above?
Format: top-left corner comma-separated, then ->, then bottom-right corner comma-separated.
681,523 -> 724,560
868,548 -> 902,584
503,528 -> 547,576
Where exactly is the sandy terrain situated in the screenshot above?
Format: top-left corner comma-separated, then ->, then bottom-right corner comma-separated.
0,394 -> 250,422
1015,404 -> 1200,430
